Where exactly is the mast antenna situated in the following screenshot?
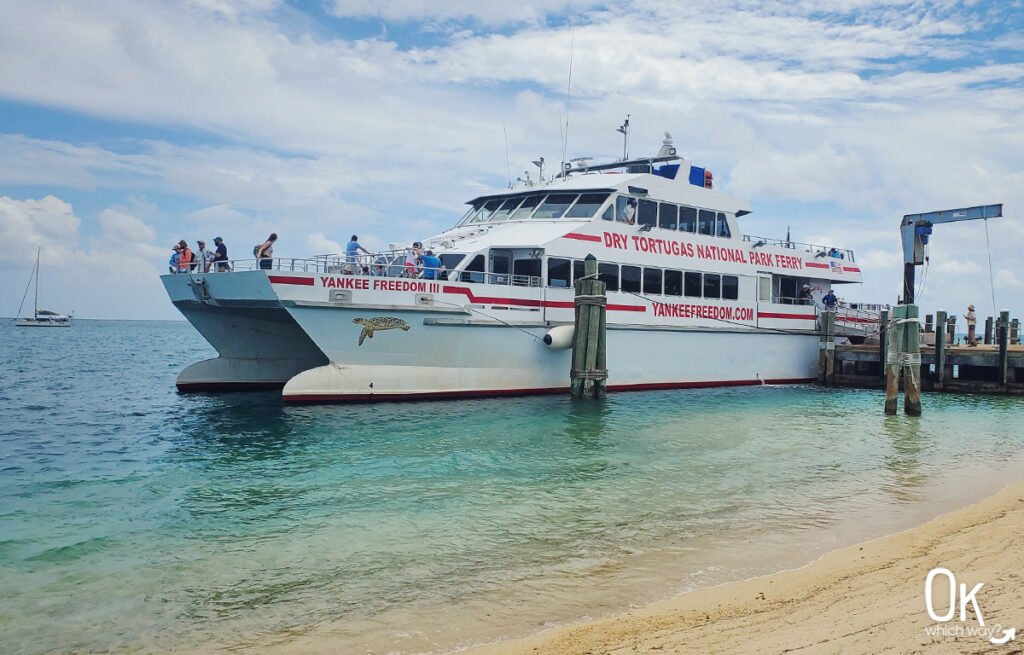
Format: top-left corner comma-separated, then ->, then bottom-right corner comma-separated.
561,27 -> 574,177
503,121 -> 512,188
616,115 -> 630,161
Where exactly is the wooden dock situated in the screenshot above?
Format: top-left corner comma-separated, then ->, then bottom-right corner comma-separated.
833,342 -> 1024,394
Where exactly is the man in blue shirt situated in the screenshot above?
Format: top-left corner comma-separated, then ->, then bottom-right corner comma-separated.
212,237 -> 229,271
420,250 -> 441,280
822,289 -> 838,309
346,235 -> 370,264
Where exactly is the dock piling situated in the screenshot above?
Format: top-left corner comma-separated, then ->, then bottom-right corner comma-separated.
904,305 -> 922,416
571,254 -> 608,399
984,317 -> 993,345
934,310 -> 947,390
879,309 -> 889,380
946,315 -> 956,346
884,305 -> 905,415
925,314 -> 933,334
1012,318 -> 1020,345
818,310 -> 836,387
998,310 -> 1010,389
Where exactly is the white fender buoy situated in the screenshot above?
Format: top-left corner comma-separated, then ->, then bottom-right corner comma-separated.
543,325 -> 575,350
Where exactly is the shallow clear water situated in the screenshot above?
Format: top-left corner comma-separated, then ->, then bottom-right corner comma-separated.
2,320 -> 1023,654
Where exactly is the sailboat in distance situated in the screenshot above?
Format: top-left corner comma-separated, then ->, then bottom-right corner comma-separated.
14,248 -> 72,327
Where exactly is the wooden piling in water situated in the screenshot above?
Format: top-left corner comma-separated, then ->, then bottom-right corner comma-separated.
817,310 -> 836,387
904,305 -> 922,416
884,305 -> 906,415
571,254 -> 607,399
934,310 -> 947,390
879,309 -> 889,380
984,316 -> 993,345
998,310 -> 1010,389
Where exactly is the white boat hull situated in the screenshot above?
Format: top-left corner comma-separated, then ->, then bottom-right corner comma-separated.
14,318 -> 71,327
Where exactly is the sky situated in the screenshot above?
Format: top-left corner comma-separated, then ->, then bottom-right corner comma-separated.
1,0 -> 1022,320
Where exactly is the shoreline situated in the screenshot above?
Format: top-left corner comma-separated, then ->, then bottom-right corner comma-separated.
464,480 -> 1024,655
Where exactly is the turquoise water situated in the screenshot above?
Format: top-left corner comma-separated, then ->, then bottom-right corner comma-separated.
2,320 -> 1024,654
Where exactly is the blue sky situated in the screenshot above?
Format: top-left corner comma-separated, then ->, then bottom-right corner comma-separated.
1,0 -> 1023,319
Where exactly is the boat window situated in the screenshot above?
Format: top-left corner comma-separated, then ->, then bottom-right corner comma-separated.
621,265 -> 641,292
565,193 -> 610,218
644,267 -> 663,295
508,194 -> 543,219
659,203 -> 678,230
471,199 -> 502,223
533,194 -> 578,219
679,206 -> 697,233
513,258 -> 541,285
440,254 -> 464,273
758,276 -> 771,302
490,197 -> 525,222
716,212 -> 731,238
457,201 -> 483,226
548,258 -> 571,288
684,272 -> 702,297
615,195 -> 632,223
664,270 -> 683,296
704,273 -> 721,299
460,254 -> 486,283
637,199 -> 658,228
698,209 -> 716,235
573,260 -> 586,283
722,275 -> 739,300
601,204 -> 614,221
598,263 -> 619,292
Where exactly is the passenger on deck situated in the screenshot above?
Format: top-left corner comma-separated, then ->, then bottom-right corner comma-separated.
212,237 -> 229,272
195,240 -> 213,272
177,240 -> 193,272
822,289 -> 838,309
965,304 -> 978,346
405,242 -> 422,277
624,198 -> 637,224
798,284 -> 813,304
256,233 -> 277,270
346,235 -> 370,265
372,263 -> 386,277
420,250 -> 441,280
169,245 -> 181,273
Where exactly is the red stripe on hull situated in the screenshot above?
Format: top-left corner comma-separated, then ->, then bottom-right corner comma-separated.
282,377 -> 817,403
268,275 -> 314,286
804,262 -> 829,269
562,232 -> 603,242
758,312 -> 815,320
442,285 -> 646,313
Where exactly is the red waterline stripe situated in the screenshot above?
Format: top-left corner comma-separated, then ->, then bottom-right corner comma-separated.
268,275 -> 315,286
562,232 -> 603,242
442,285 -> 646,313
758,312 -> 815,320
804,262 -> 830,269
282,377 -> 818,403
845,267 -> 861,272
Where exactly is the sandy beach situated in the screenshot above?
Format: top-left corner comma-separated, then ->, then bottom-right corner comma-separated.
467,481 -> 1024,655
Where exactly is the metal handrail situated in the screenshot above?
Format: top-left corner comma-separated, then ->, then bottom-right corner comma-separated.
743,234 -> 855,262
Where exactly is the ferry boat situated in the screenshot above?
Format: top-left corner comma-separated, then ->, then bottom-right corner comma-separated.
162,131 -> 878,401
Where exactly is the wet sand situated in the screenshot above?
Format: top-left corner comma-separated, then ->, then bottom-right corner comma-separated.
466,481 -> 1024,655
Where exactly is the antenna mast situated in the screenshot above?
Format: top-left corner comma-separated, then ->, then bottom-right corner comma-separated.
616,115 -> 630,161
34,246 -> 39,317
561,29 -> 574,177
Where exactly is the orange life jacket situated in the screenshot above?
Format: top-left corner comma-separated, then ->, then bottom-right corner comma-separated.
179,248 -> 193,269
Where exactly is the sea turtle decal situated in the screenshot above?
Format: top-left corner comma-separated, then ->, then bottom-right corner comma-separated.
353,317 -> 410,346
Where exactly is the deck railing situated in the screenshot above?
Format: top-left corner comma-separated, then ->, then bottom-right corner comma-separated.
743,235 -> 855,263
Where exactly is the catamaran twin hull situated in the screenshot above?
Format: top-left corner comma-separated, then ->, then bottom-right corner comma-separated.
163,269 -> 826,402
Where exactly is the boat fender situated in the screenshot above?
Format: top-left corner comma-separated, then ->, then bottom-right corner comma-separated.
543,325 -> 574,350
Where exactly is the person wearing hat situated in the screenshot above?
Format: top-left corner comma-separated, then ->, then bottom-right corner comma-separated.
964,304 -> 977,346
798,284 -> 813,304
177,239 -> 193,272
195,239 -> 213,272
420,249 -> 441,280
169,244 -> 181,274
212,237 -> 229,272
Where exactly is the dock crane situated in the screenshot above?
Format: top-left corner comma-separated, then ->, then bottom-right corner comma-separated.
900,204 -> 1003,304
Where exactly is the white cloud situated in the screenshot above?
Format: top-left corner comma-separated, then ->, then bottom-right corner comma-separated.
0,195 -> 81,266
